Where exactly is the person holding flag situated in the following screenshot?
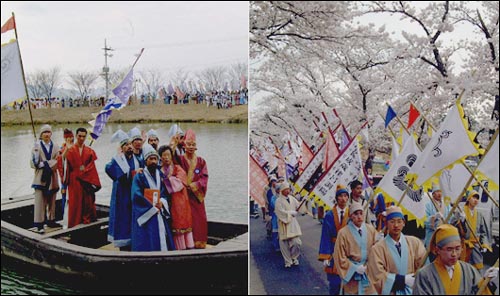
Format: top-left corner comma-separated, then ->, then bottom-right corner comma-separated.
30,124 -> 61,234
458,190 -> 492,270
333,202 -> 377,295
318,184 -> 350,295
413,224 -> 498,295
367,206 -> 426,295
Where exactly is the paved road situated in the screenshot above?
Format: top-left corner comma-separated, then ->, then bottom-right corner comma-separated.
250,214 -> 329,295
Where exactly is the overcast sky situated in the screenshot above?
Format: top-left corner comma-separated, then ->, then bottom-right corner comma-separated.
1,1 -> 248,81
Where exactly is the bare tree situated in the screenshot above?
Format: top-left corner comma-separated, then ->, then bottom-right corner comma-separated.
170,68 -> 190,91
199,66 -> 227,92
140,69 -> 164,102
39,67 -> 61,101
68,70 -> 99,100
26,71 -> 44,99
229,62 -> 248,90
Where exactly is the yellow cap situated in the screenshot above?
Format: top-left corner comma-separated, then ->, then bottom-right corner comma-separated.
430,224 -> 460,253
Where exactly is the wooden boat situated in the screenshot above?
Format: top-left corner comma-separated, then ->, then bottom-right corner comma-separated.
1,197 -> 248,294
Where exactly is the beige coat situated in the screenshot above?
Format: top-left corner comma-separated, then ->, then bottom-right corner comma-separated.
275,194 -> 304,240
31,140 -> 59,191
367,234 -> 426,295
334,222 -> 377,295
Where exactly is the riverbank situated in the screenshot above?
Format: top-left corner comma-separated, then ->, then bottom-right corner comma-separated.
1,104 -> 248,126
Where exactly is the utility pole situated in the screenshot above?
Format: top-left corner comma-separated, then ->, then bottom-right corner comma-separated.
102,38 -> 113,102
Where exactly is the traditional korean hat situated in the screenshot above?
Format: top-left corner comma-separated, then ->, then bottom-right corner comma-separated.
466,190 -> 480,202
184,129 -> 196,142
39,124 -> 52,136
142,143 -> 159,160
167,124 -> 184,139
129,127 -> 142,142
146,129 -> 159,140
432,184 -> 441,194
280,182 -> 291,191
336,184 -> 349,197
349,202 -> 363,215
430,224 -> 460,252
386,205 -> 404,221
111,129 -> 130,147
63,128 -> 74,139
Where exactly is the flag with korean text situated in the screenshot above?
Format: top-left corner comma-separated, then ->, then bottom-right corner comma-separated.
310,138 -> 363,209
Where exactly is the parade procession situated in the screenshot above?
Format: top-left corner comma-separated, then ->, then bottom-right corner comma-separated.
249,1 -> 499,295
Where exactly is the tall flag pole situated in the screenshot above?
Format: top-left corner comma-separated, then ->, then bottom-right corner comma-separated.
1,13 -> 36,140
89,48 -> 145,145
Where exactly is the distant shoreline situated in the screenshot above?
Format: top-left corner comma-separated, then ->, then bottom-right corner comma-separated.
1,104 -> 248,126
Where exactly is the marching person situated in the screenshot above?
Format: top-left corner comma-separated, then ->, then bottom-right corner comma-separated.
275,182 -> 305,268
413,224 -> 498,295
318,184 -> 350,295
333,202 -> 377,295
367,206 -> 426,295
458,190 -> 492,270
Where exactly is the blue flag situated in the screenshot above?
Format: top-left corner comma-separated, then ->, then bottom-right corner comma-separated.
385,105 -> 397,128
113,68 -> 134,105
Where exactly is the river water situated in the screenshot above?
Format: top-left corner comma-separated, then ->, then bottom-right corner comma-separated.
1,122 -> 248,294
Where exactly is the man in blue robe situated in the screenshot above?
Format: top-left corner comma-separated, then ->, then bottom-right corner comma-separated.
131,144 -> 175,252
105,130 -> 138,250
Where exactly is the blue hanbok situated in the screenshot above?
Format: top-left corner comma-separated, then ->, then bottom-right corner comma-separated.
131,168 -> 175,251
105,153 -> 138,247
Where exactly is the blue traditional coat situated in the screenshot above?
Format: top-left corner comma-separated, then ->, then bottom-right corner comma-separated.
318,207 -> 349,274
105,153 -> 138,247
131,169 -> 175,251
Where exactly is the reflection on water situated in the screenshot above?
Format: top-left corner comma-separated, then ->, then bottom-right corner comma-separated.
1,122 -> 248,295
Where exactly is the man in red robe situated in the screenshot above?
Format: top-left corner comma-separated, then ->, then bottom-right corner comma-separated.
179,129 -> 209,249
64,127 -> 101,228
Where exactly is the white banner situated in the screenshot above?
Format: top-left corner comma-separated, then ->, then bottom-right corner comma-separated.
1,40 -> 26,106
376,137 -> 429,224
440,164 -> 472,203
409,100 -> 480,186
476,134 -> 499,188
295,143 -> 325,189
311,138 -> 363,208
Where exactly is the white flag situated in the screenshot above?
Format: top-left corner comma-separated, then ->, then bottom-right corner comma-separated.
408,99 -> 480,186
375,137 -> 429,225
311,138 -> 363,209
1,40 -> 26,106
439,164 -> 472,203
476,134 -> 499,188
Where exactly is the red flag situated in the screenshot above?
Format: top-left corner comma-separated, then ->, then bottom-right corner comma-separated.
323,127 -> 340,171
407,103 -> 420,129
249,155 -> 268,207
1,16 -> 16,33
